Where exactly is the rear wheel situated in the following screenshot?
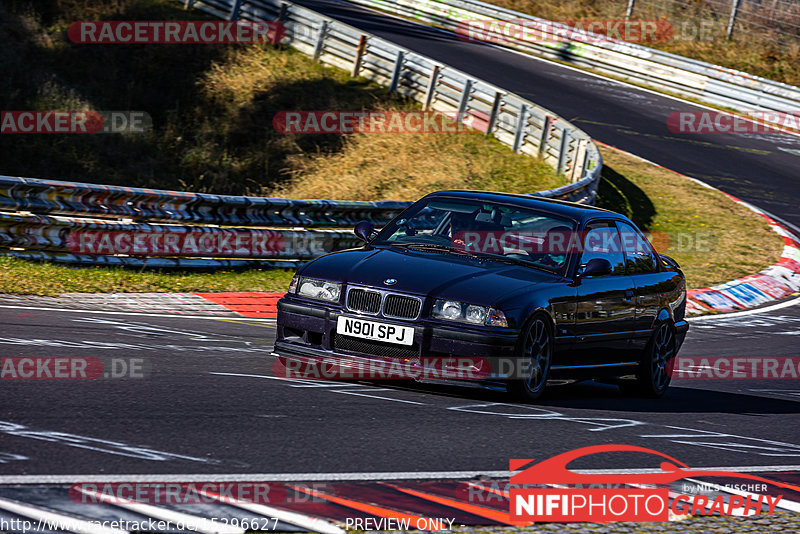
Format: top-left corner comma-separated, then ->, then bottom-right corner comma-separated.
621,322 -> 675,398
508,315 -> 552,402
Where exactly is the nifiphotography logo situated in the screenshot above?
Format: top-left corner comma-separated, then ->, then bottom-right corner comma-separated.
509,444 -> 798,522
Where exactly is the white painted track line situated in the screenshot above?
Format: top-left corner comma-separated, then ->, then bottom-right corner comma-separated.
191,487 -> 345,534
0,304 -> 276,322
1,465 -> 798,484
0,496 -> 127,534
688,295 -> 800,321
76,488 -> 242,534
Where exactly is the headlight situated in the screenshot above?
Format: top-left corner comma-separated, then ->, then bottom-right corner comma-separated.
296,277 -> 342,302
432,299 -> 508,327
288,275 -> 299,294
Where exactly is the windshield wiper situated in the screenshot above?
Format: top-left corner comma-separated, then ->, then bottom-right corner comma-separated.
473,252 -> 554,272
388,242 -> 476,256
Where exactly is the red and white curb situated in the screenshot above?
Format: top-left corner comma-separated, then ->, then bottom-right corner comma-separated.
682,182 -> 799,315
194,292 -> 283,319
0,292 -> 284,320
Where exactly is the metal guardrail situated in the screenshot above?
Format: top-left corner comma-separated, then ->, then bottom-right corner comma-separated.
0,176 -> 409,227
353,0 -> 800,124
0,0 -> 603,268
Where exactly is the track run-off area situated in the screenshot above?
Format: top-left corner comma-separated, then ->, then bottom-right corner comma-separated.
1,302 -> 800,476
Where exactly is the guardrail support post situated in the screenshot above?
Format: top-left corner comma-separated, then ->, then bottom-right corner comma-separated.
351,35 -> 368,78
312,21 -> 329,61
512,104 -> 528,153
625,0 -> 636,20
456,79 -> 473,123
276,3 -> 288,22
486,91 -> 503,136
424,66 -> 441,110
228,0 -> 244,21
388,51 -> 405,93
572,139 -> 587,180
726,0 -> 742,39
538,116 -> 552,158
557,128 -> 571,175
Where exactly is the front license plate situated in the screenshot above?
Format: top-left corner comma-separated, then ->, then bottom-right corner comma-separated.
336,316 -> 414,346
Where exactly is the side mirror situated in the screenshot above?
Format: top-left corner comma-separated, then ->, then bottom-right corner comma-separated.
659,254 -> 680,269
576,258 -> 612,278
354,220 -> 376,243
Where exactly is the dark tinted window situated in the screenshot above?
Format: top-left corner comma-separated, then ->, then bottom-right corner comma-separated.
578,221 -> 626,276
374,197 -> 576,273
618,221 -> 657,274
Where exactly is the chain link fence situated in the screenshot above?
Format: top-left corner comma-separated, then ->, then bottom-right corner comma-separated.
625,0 -> 800,48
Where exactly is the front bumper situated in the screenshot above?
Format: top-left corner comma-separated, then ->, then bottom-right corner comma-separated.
274,297 -> 519,380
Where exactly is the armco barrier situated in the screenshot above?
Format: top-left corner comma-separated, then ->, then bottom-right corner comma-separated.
351,0 -> 800,128
0,175 -> 409,227
0,0 -> 603,268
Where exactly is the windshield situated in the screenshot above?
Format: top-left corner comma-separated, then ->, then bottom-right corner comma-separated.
373,197 -> 577,273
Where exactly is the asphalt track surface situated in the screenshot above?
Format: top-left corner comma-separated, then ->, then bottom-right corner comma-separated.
1,303 -> 799,476
294,0 -> 800,230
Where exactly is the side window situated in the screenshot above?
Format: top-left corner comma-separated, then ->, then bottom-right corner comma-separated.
578,222 -> 626,276
618,221 -> 657,274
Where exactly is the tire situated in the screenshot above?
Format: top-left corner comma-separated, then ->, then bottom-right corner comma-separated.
621,321 -> 676,398
508,314 -> 553,402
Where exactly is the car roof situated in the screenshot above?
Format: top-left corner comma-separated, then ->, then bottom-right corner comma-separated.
423,190 -> 624,224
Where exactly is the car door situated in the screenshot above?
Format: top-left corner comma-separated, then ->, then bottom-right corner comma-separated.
569,220 -> 638,366
617,220 -> 670,350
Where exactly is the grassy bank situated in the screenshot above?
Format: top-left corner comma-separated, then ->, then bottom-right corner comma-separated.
274,133 -> 562,200
596,145 -> 783,288
1,0 -> 561,196
0,144 -> 783,295
0,257 -> 295,295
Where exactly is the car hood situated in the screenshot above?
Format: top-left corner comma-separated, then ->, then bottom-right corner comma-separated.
298,246 -> 560,306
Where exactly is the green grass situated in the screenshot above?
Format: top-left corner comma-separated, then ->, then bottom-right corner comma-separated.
596,146 -> 783,289
0,0 -> 562,197
0,257 -> 295,296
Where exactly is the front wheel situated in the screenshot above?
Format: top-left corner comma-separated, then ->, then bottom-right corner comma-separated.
622,322 -> 676,398
508,315 -> 552,402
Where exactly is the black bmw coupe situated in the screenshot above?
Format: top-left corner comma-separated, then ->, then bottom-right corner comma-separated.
274,190 -> 689,401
